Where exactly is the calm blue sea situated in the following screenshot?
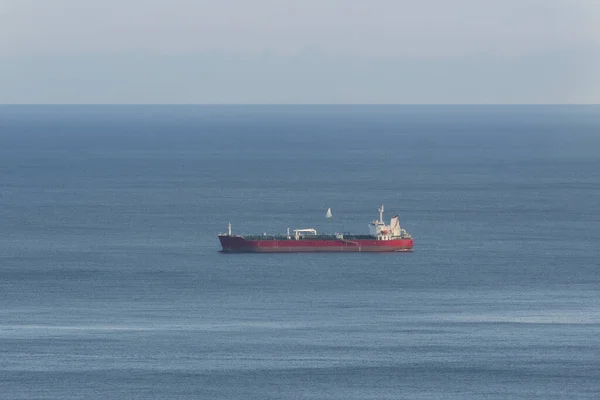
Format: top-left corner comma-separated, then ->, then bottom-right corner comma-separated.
1,105 -> 600,399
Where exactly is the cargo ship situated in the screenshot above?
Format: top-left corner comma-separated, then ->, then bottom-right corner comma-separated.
218,205 -> 413,253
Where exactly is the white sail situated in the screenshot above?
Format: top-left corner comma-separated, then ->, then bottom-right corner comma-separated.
326,208 -> 333,219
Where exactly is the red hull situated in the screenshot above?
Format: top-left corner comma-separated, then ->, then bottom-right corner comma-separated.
218,235 -> 413,253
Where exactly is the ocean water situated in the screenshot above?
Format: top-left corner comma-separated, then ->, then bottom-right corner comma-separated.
1,105 -> 600,399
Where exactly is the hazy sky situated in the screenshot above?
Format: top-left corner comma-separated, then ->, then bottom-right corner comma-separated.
1,0 -> 599,103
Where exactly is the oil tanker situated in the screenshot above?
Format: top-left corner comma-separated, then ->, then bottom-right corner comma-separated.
218,205 -> 413,253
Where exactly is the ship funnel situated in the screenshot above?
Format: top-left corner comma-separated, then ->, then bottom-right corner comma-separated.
390,215 -> 400,237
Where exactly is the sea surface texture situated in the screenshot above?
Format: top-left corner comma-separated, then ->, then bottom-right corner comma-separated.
1,105 -> 599,399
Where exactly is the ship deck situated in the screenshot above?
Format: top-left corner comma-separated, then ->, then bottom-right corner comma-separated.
239,234 -> 395,241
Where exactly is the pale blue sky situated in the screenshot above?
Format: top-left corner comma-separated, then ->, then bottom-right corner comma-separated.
1,0 -> 599,103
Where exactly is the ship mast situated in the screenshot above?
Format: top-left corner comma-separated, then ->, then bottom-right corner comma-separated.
379,204 -> 384,223
228,222 -> 232,236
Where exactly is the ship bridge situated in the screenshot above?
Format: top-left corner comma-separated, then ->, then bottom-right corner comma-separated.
368,205 -> 409,240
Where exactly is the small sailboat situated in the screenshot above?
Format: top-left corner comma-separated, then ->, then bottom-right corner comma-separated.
326,207 -> 333,219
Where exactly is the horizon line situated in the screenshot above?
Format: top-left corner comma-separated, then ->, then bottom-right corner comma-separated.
1,103 -> 598,106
